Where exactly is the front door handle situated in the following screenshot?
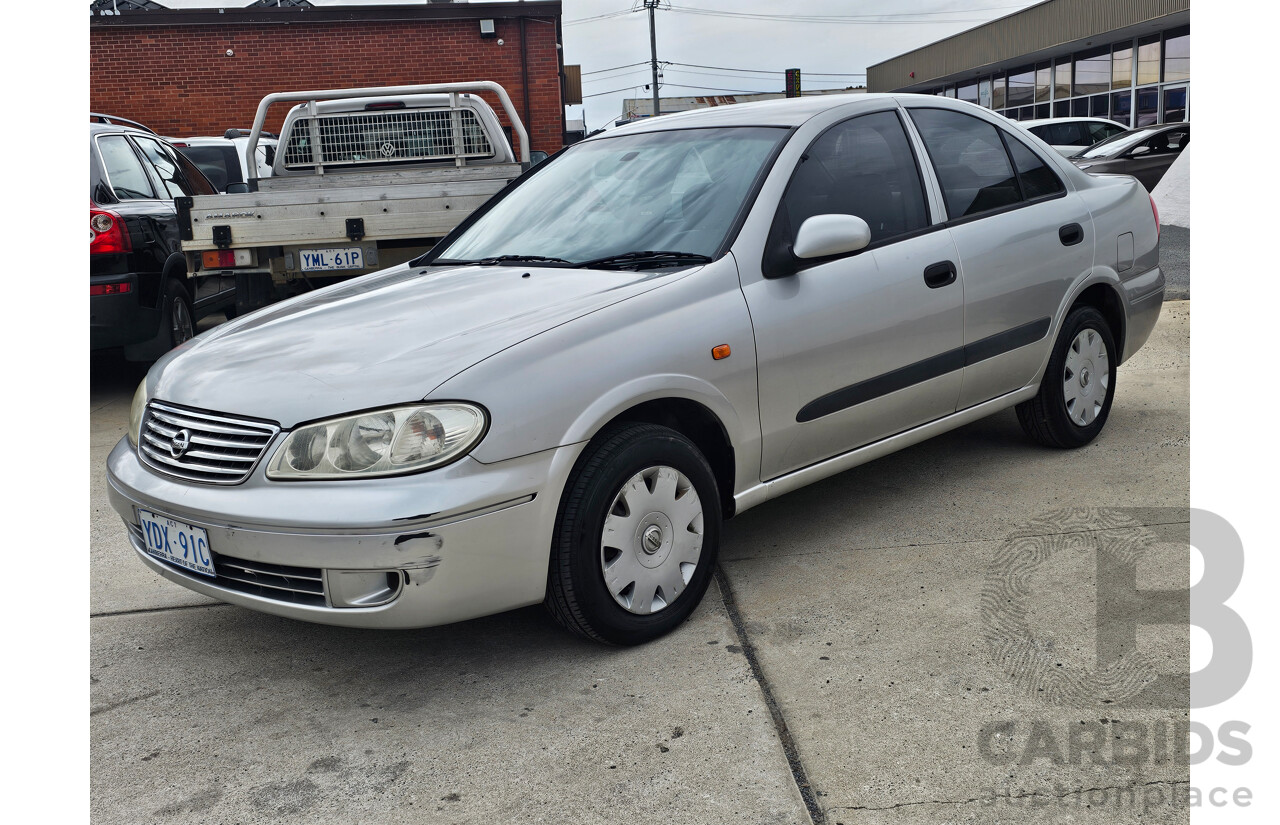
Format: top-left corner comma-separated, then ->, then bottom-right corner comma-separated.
923,260 -> 957,289
1059,223 -> 1084,246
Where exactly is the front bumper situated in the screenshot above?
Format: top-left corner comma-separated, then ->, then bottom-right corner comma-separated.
106,437 -> 584,628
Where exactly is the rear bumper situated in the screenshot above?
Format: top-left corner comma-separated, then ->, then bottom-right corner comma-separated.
1121,264 -> 1165,362
90,274 -> 160,350
105,437 -> 585,629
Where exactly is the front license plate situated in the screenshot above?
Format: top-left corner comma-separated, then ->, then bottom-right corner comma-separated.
299,247 -> 364,272
137,509 -> 216,578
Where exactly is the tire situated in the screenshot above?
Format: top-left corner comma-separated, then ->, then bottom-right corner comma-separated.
162,279 -> 196,350
546,422 -> 722,645
1016,305 -> 1117,448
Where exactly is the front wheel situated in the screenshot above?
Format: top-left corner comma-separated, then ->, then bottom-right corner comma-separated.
1016,305 -> 1117,448
546,423 -> 722,645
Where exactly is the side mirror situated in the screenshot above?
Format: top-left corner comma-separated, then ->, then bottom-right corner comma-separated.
1127,145 -> 1152,157
792,214 -> 872,260
225,182 -> 251,194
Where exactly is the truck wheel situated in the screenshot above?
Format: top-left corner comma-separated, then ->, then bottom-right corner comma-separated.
164,279 -> 196,349
546,423 -> 721,645
1016,305 -> 1117,448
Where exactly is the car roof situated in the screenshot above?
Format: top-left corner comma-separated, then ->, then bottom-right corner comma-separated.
1020,117 -> 1119,127
90,121 -> 158,138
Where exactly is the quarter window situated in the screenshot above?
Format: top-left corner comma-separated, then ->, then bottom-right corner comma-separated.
1005,135 -> 1065,199
135,137 -> 195,199
778,111 -> 930,246
909,109 -> 1020,219
96,135 -> 155,200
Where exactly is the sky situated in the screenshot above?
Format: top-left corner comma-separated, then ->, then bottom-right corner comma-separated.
116,1 -> 1044,131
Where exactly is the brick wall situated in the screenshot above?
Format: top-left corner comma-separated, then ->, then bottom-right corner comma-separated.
90,15 -> 563,155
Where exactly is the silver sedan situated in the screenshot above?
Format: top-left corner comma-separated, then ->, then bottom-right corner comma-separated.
107,94 -> 1164,644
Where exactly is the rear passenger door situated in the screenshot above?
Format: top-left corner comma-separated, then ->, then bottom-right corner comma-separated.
906,106 -> 1095,410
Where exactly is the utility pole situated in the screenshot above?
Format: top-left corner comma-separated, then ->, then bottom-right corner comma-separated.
645,0 -> 661,118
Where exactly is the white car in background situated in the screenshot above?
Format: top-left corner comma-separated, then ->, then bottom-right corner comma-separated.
1019,117 -> 1129,157
170,129 -> 279,193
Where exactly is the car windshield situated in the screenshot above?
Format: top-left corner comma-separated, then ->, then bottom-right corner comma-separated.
433,126 -> 789,266
1075,126 -> 1167,159
175,145 -> 243,192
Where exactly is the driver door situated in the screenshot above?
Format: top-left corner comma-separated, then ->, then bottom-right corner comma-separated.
741,110 -> 964,480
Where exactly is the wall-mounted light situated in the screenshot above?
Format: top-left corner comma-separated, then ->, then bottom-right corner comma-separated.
226,48 -> 235,57
479,19 -> 496,38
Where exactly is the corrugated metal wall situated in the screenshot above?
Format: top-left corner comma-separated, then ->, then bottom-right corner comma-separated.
868,0 -> 1189,91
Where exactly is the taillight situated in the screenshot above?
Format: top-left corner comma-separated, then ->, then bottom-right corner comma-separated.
90,282 -> 133,296
1149,194 -> 1160,240
90,204 -> 132,255
201,249 -> 254,269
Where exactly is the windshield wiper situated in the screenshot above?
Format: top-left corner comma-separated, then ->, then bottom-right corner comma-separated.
427,255 -> 572,267
572,250 -> 714,270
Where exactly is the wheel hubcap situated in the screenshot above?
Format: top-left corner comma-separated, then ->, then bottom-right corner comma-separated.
600,465 -> 704,615
172,298 -> 194,345
1062,327 -> 1109,426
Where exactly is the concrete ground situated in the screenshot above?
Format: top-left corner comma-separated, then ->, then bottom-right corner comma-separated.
91,303 -> 1189,824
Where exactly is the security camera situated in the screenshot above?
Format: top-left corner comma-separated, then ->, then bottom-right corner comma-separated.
496,38 -> 505,46
225,48 -> 234,57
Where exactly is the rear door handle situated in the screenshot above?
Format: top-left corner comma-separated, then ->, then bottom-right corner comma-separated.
1059,223 -> 1084,246
923,260 -> 957,289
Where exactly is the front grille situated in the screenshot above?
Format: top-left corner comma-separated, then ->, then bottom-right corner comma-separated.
127,522 -> 327,607
282,107 -> 494,169
139,401 -> 279,485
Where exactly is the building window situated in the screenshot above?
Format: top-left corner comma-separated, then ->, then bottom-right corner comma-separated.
1090,94 -> 1109,118
1007,67 -> 1035,107
1137,35 -> 1161,86
991,74 -> 1006,110
1054,58 -> 1071,99
1112,42 -> 1133,91
1164,27 -> 1190,82
957,83 -> 979,105
1110,91 -> 1132,127
1035,63 -> 1051,103
1054,100 -> 1069,117
1136,86 -> 1159,127
979,78 -> 992,109
1074,47 -> 1110,96
1071,98 -> 1089,117
1035,103 -> 1050,119
1163,86 -> 1188,122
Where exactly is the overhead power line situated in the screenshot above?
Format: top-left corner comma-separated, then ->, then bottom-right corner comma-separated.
666,61 -> 864,78
665,3 -> 1027,24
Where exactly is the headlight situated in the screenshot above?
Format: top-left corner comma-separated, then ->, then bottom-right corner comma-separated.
128,380 -> 147,448
266,403 -> 487,480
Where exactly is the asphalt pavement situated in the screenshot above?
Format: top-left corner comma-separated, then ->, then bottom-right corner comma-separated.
90,302 -> 1190,824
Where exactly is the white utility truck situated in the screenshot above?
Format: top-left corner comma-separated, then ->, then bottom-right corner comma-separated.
176,82 -> 533,313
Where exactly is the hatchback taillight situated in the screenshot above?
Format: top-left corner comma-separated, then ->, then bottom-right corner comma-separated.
1149,194 -> 1160,241
90,203 -> 132,255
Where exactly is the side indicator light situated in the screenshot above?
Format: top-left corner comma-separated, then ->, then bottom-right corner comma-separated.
712,344 -> 731,361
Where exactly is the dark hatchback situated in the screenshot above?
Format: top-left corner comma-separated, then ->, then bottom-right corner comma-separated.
1070,122 -> 1190,191
90,120 -> 236,361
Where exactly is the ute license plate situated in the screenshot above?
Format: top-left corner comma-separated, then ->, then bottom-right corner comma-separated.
138,509 -> 216,578
300,247 -> 365,272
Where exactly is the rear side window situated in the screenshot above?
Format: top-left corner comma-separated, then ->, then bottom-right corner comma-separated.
1087,121 -> 1126,143
134,137 -> 194,199
1005,134 -> 1066,199
779,110 -> 930,245
96,135 -> 155,200
910,109 -> 1020,219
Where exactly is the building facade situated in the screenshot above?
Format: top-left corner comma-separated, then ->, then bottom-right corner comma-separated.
867,0 -> 1189,127
89,1 -> 567,154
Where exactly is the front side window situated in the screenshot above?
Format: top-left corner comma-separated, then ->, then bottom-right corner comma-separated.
776,110 -> 930,246
910,109 -> 1020,219
96,135 -> 155,200
435,126 -> 788,264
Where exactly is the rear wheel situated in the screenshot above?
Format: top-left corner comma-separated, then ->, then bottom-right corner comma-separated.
164,279 -> 195,349
1016,305 -> 1117,448
546,423 -> 721,645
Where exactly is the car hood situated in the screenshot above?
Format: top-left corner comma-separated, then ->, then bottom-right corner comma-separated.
149,263 -> 679,428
